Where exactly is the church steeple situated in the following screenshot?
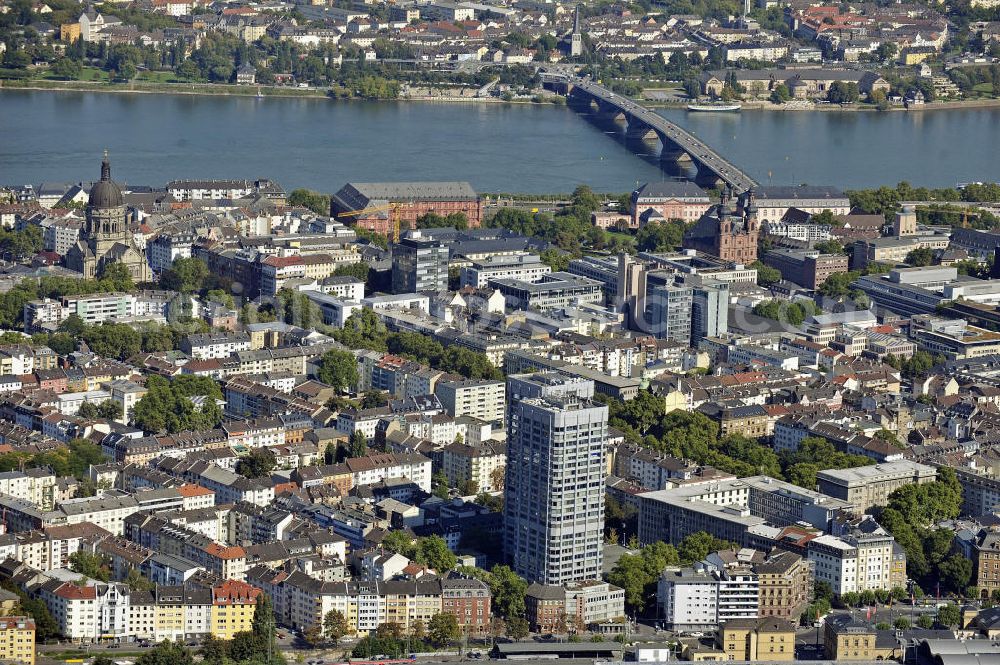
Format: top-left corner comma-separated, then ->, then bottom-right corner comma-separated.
569,4 -> 583,56
88,150 -> 124,210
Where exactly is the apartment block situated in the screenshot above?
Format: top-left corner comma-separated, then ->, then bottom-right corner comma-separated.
657,564 -> 759,631
0,617 -> 34,665
505,396 -> 607,584
816,461 -> 936,512
435,378 -> 505,423
525,580 -> 626,633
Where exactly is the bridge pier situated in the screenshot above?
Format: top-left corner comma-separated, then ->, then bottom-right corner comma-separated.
625,120 -> 658,141
658,134 -> 691,164
595,101 -> 626,123
542,77 -> 568,95
694,162 -> 724,188
659,147 -> 693,178
566,93 -> 593,112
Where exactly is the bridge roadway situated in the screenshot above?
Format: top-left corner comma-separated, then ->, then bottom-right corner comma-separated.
543,74 -> 759,191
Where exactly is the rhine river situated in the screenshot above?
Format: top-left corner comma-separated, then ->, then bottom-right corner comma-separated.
2,89 -> 999,193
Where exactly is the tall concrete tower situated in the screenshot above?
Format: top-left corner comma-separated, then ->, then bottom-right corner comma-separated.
617,252 -> 647,331
570,4 -> 583,57
504,393 -> 606,584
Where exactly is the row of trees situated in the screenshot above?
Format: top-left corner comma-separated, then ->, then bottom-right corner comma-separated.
345,614 -> 464,655
751,298 -> 818,326
882,349 -> 948,379
486,186 -> 634,258
0,437 -> 105,480
328,310 -> 503,381
847,181 -> 1000,226
601,393 -> 873,490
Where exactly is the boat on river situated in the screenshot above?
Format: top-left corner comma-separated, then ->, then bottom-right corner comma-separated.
687,103 -> 742,112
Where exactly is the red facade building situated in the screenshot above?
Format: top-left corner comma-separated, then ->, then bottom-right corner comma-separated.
331,182 -> 483,236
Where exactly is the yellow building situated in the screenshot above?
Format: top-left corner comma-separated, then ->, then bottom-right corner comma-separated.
210,580 -> 260,640
155,600 -> 185,640
679,639 -> 727,661
663,388 -> 688,414
60,22 -> 81,42
824,615 -> 876,660
0,617 -> 35,665
720,618 -> 796,662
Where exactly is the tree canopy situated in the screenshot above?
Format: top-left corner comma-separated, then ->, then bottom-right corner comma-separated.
131,374 -> 223,433
877,467 -> 963,587
317,349 -> 359,392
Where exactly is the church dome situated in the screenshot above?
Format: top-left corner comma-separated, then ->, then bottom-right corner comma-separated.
88,152 -> 124,209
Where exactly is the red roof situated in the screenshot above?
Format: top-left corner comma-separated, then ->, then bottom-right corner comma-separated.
212,579 -> 261,605
54,583 -> 96,600
273,481 -> 297,495
204,543 -> 246,560
177,483 -> 214,497
261,255 -> 304,268
0,617 -> 34,631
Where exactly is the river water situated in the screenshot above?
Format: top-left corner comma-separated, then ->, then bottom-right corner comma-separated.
1,89 -> 998,193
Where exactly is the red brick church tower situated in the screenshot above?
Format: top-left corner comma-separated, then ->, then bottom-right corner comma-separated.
683,187 -> 759,264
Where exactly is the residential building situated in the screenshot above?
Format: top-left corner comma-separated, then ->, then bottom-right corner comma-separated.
209,580 -> 260,640
441,440 -> 506,493
806,516 -> 902,595
816,461 -> 937,512
657,563 -> 759,631
719,617 -> 796,661
0,617 -> 34,665
504,396 -> 607,584
756,551 -> 813,621
147,231 -> 196,274
435,379 -> 505,423
525,580 -> 626,632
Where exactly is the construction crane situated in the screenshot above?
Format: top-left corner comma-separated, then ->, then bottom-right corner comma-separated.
337,201 -> 413,243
